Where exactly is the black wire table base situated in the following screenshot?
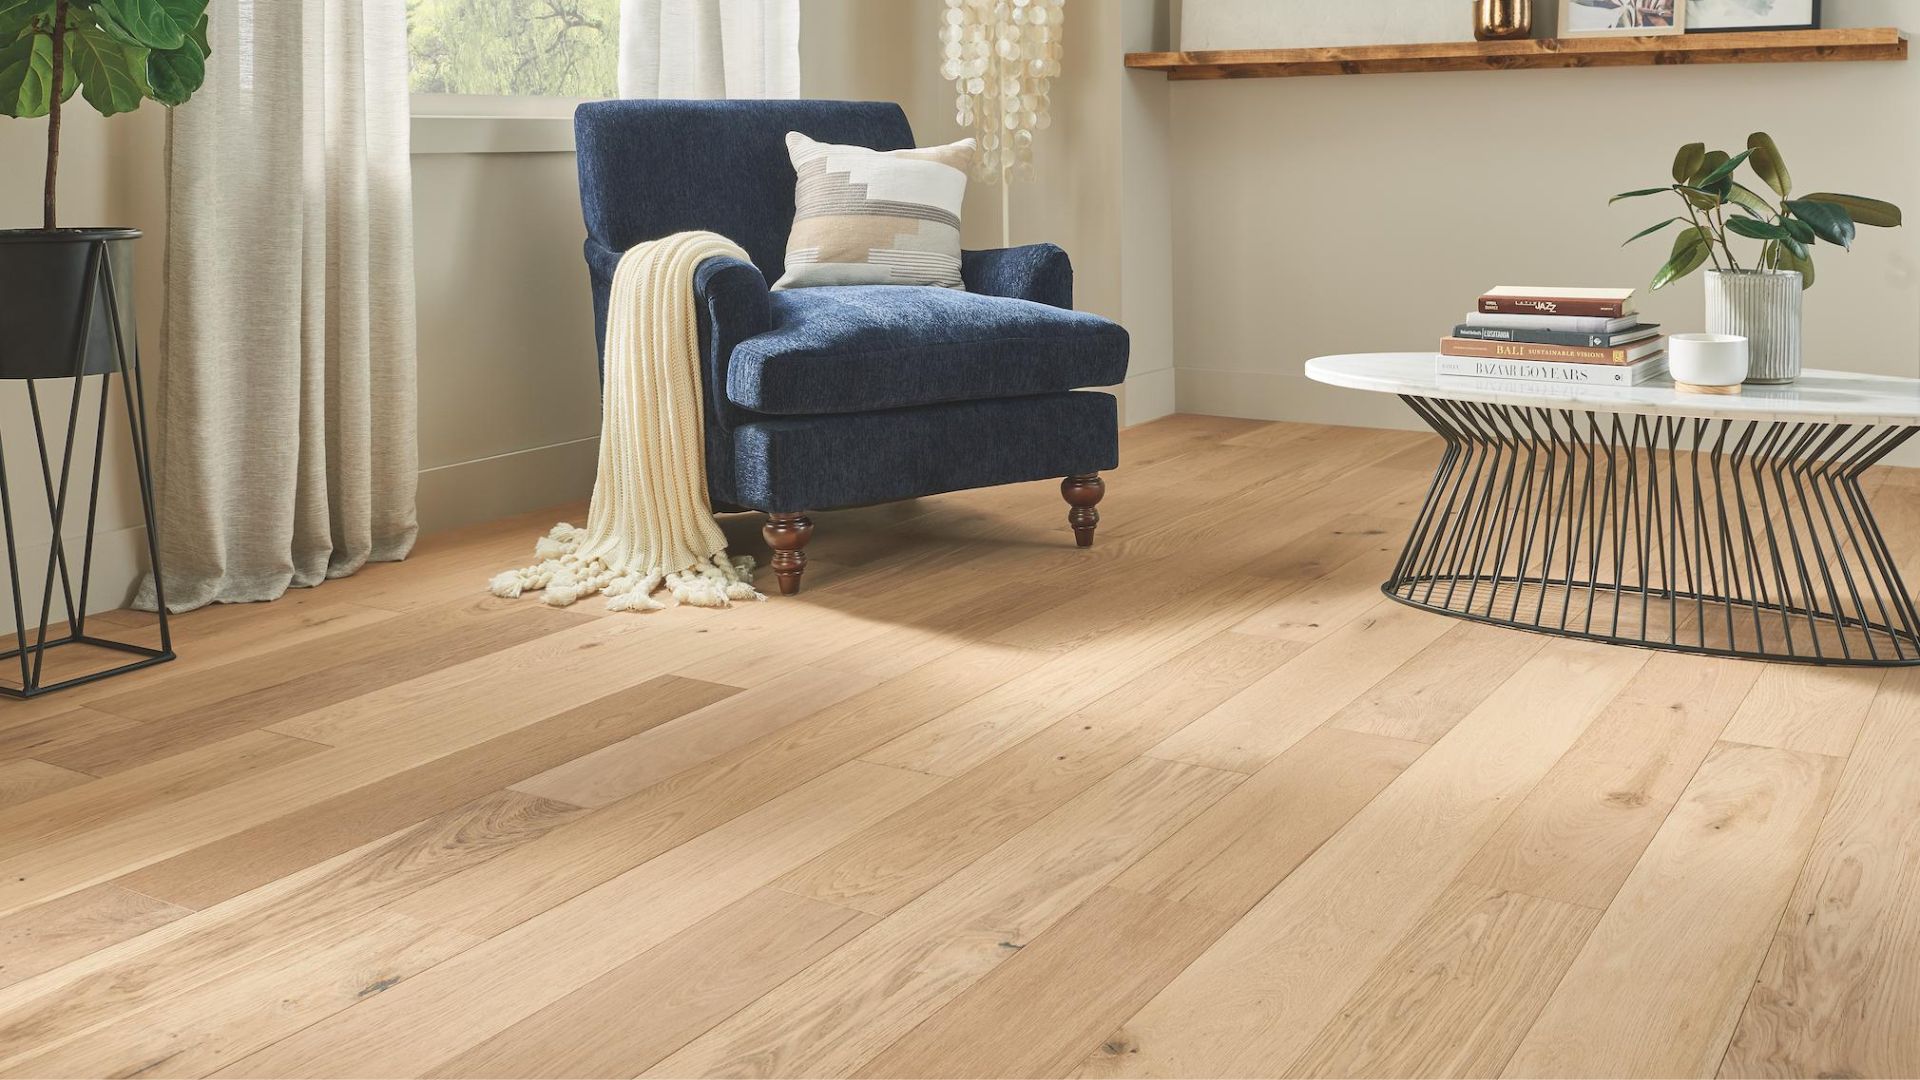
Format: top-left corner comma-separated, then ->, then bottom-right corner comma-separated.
1389,395 -> 1920,667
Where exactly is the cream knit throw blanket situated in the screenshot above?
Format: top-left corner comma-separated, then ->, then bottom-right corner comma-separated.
489,232 -> 762,611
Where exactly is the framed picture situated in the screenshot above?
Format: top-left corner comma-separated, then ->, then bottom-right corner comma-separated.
1685,0 -> 1820,32
1559,0 -> 1686,36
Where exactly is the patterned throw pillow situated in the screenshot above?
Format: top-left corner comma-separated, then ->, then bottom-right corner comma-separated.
774,132 -> 976,290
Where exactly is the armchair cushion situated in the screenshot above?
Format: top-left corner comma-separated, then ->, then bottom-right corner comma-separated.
961,243 -> 1074,309
727,285 -> 1129,417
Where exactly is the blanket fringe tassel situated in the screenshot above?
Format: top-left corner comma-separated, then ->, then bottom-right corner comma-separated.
489,523 -> 763,612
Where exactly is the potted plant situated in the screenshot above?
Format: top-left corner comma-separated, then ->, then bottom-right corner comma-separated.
0,0 -> 209,379
1612,133 -> 1901,383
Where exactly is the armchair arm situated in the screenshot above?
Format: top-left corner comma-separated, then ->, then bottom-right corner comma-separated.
961,243 -> 1073,309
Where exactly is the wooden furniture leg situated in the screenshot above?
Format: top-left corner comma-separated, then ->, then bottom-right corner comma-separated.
1061,473 -> 1104,548
763,512 -> 814,595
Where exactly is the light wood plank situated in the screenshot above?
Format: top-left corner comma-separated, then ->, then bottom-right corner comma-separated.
218,761 -> 942,1078
1721,669 -> 1920,1079
1284,882 -> 1602,1079
857,887 -> 1237,1079
390,643 -> 1046,938
0,789 -> 584,1067
1460,653 -> 1760,910
0,911 -> 479,1079
1113,725 -> 1425,916
115,675 -> 735,910
1082,639 -> 1646,1079
1503,742 -> 1844,1078
646,757 -> 1241,1079
1327,622 -> 1545,743
778,630 -> 1299,915
1720,663 -> 1883,758
511,667 -> 875,807
1148,598 -> 1453,774
0,885 -> 187,991
0,760 -> 90,810
427,888 -> 876,1079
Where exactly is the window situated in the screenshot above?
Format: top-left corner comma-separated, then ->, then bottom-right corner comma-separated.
406,0 -> 619,98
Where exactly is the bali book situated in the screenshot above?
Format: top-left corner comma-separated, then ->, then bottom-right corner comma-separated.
1477,286 -> 1637,319
1464,311 -> 1644,335
1440,336 -> 1666,366
1452,323 -> 1660,349
1436,355 -> 1668,387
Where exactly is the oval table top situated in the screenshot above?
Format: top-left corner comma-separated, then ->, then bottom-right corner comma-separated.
1306,352 -> 1920,427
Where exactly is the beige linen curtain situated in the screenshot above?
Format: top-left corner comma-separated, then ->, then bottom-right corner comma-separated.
140,0 -> 418,612
618,0 -> 801,98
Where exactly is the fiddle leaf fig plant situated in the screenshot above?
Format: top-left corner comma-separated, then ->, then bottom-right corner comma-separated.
1611,132 -> 1902,291
0,0 -> 210,229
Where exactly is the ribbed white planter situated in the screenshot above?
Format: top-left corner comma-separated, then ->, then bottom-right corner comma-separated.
1705,269 -> 1803,384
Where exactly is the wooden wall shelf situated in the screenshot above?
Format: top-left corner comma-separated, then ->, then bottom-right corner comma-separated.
1124,27 -> 1907,80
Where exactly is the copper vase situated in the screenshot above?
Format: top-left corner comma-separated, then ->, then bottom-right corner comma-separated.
1474,0 -> 1533,39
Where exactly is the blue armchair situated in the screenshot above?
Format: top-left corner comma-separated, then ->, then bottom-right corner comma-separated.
574,99 -> 1127,594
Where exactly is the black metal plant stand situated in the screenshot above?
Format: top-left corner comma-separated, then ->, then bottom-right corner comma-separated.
1,234 -> 171,697
1388,395 -> 1920,667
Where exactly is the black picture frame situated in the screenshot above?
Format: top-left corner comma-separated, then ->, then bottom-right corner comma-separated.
1684,0 -> 1821,33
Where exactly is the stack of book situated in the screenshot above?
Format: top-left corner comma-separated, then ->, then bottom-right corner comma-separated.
1440,287 -> 1666,386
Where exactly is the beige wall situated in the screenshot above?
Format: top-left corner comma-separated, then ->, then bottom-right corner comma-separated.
1169,0 -> 1920,453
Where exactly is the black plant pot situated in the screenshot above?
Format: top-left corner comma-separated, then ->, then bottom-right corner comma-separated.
0,228 -> 139,380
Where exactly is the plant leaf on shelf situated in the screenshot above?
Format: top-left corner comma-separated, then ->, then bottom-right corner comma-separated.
1786,198 -> 1857,250
1726,216 -> 1790,241
1672,142 -> 1706,185
1622,218 -> 1681,245
1690,149 -> 1730,186
1773,238 -> 1817,288
1783,217 -> 1816,244
1746,132 -> 1791,198
1799,192 -> 1902,228
1677,184 -> 1725,211
1652,226 -> 1712,290
1696,148 -> 1754,189
1610,187 -> 1670,204
1727,181 -> 1776,220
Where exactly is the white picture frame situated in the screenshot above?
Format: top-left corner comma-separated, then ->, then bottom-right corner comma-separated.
1559,0 -> 1687,36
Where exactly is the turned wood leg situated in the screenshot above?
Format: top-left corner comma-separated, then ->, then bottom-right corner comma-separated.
762,512 -> 814,595
1061,473 -> 1104,548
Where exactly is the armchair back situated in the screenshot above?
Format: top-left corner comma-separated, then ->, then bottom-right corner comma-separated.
574,99 -> 916,282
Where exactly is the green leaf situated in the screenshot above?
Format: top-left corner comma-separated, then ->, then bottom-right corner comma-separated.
145,31 -> 201,105
1691,149 -> 1730,186
1783,217 -> 1816,245
1727,181 -> 1775,220
1677,184 -> 1725,211
0,0 -> 55,34
1773,238 -> 1816,289
1781,235 -> 1810,260
1652,227 -> 1712,291
1623,218 -> 1681,245
1799,192 -> 1902,229
1672,142 -> 1706,184
1786,199 -> 1857,250
1726,216 -> 1790,241
1697,148 -> 1754,189
1610,187 -> 1670,204
65,22 -> 149,115
0,29 -> 52,116
88,0 -> 205,50
1746,132 -> 1791,198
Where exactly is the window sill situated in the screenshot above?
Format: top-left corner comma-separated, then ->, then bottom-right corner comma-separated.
411,114 -> 577,156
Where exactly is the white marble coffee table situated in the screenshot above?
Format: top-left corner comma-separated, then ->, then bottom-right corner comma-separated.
1307,352 -> 1920,666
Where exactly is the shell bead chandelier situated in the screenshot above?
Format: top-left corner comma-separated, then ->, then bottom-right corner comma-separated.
940,0 -> 1065,185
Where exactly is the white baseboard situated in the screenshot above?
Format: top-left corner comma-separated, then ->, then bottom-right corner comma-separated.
1125,367 -> 1178,426
417,436 -> 601,535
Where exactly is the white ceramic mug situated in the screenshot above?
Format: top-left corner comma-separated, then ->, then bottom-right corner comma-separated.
1668,333 -> 1750,389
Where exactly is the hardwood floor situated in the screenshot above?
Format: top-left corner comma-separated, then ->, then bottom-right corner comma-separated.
0,414 -> 1917,1078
